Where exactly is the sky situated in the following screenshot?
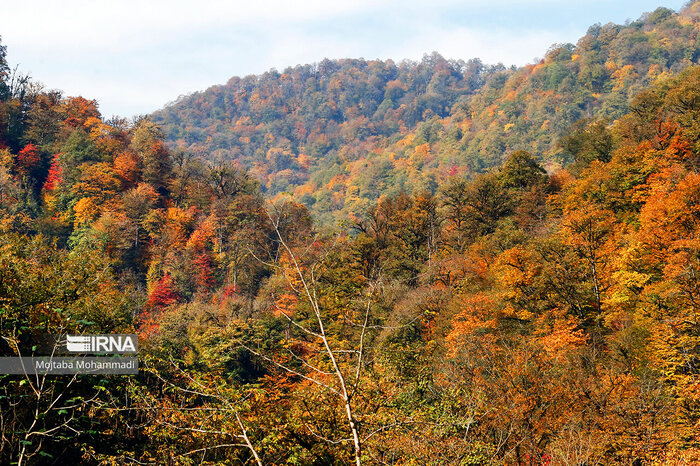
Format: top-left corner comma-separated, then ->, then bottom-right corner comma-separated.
0,0 -> 689,119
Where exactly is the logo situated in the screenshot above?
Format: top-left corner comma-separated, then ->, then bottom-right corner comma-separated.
65,335 -> 138,354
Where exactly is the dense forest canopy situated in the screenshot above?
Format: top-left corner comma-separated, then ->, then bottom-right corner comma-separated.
0,1 -> 698,465
154,3 -> 700,224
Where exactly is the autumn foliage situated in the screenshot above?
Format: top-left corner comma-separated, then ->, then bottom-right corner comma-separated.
146,273 -> 180,310
1,5 -> 700,464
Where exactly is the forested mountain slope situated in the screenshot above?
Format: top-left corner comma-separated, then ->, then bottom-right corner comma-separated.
154,3 -> 700,223
0,2 -> 699,465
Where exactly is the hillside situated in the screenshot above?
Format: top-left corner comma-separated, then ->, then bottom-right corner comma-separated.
1,2 -> 700,463
154,3 -> 700,223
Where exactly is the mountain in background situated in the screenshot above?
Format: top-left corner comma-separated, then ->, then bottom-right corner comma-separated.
153,2 -> 700,223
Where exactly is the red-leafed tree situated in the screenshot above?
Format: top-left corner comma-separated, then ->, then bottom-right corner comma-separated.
146,273 -> 180,310
16,143 -> 40,175
42,154 -> 62,190
193,253 -> 215,291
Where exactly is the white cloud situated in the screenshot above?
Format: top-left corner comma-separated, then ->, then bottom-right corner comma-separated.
2,0 -> 390,51
0,0 -> 585,51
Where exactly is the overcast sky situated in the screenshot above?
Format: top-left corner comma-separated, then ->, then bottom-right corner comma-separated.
0,0 -> 688,119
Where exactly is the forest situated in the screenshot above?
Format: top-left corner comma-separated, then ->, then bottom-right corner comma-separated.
154,3 -> 700,225
0,2 -> 699,465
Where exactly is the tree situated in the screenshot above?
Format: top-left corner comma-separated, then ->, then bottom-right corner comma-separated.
499,150 -> 547,191
560,201 -> 616,321
0,234 -> 133,464
0,36 -> 9,99
16,143 -> 40,176
146,273 -> 180,310
59,96 -> 100,132
130,120 -> 171,193
240,203 -> 411,465
24,91 -> 62,149
121,182 -> 158,250
558,119 -> 613,171
440,177 -> 471,251
71,161 -> 120,204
